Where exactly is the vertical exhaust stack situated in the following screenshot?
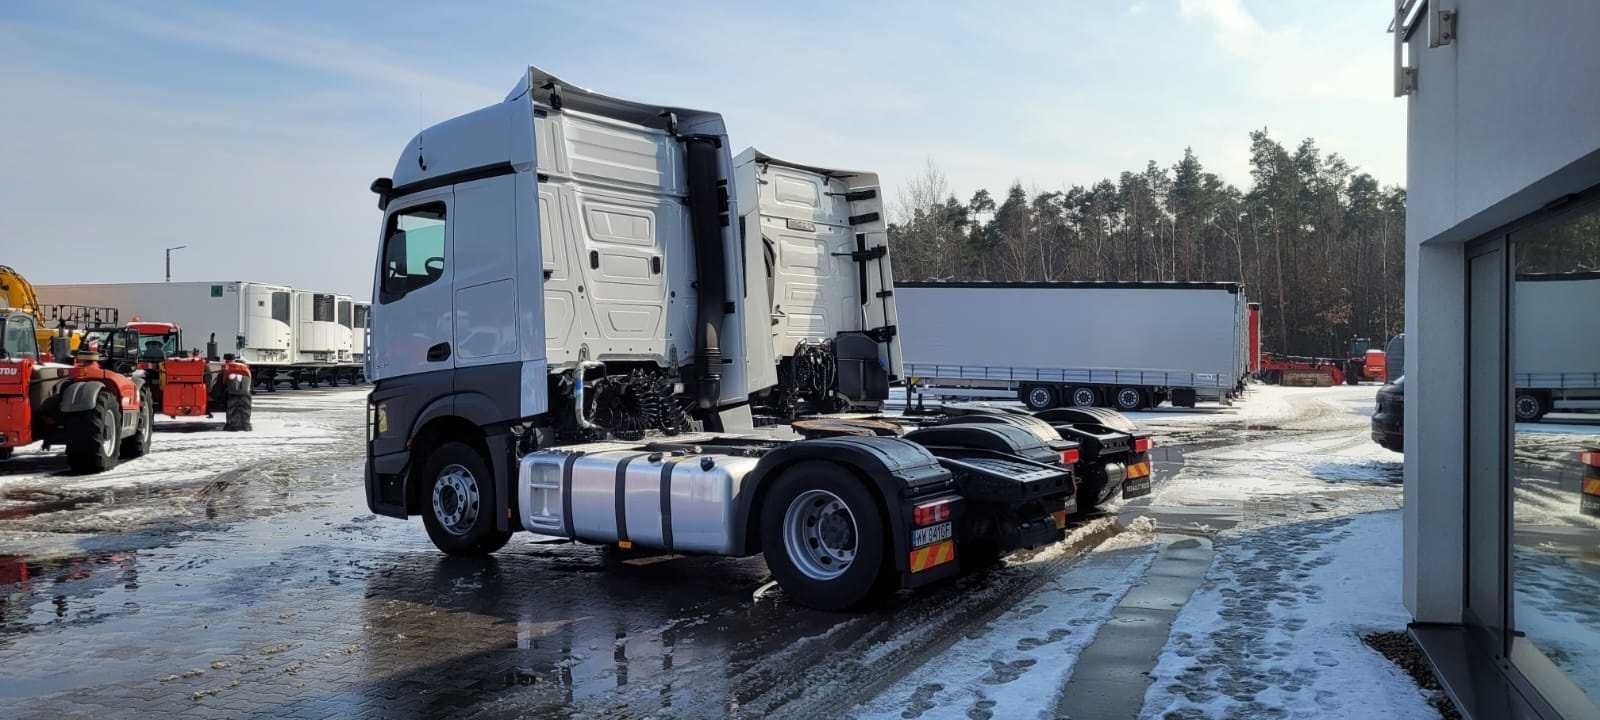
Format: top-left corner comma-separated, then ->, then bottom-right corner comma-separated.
682,135 -> 726,408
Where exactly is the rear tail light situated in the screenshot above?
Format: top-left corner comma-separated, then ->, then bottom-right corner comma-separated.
913,500 -> 952,527
1133,437 -> 1152,454
1059,448 -> 1080,466
1581,451 -> 1600,468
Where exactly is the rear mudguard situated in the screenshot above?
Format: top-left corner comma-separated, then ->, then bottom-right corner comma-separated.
732,436 -> 955,579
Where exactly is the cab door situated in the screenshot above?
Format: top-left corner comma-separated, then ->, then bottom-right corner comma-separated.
372,190 -> 454,381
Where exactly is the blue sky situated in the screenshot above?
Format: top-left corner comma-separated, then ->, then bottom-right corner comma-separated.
1,1 -> 1402,298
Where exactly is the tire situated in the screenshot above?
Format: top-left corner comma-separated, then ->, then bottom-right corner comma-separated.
1068,386 -> 1098,408
1075,470 -> 1110,515
761,460 -> 892,611
1344,362 -> 1361,385
420,442 -> 513,556
0,446 -> 12,461
1514,392 -> 1546,423
224,391 -> 253,431
119,388 -> 153,459
1021,385 -> 1057,411
1114,387 -> 1146,412
67,392 -> 121,474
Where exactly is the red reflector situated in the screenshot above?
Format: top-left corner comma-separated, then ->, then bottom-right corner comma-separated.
913,501 -> 952,526
1133,437 -> 1152,454
1059,448 -> 1080,466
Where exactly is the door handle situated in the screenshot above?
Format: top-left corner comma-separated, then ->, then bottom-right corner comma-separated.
589,251 -> 600,269
651,256 -> 662,274
427,342 -> 451,362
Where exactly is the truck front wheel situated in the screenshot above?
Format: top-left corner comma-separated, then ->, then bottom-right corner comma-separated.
761,461 -> 892,610
421,442 -> 512,556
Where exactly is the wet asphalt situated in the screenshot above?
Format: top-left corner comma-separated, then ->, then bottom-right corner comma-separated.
0,386 -> 1405,719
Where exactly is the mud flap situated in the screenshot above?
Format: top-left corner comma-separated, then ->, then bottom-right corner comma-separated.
1122,454 -> 1153,499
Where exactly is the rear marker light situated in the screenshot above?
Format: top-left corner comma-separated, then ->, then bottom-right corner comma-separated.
1059,448 -> 1080,466
913,501 -> 952,527
1133,437 -> 1153,454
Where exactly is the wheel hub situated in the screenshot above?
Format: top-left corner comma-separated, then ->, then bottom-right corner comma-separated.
783,489 -> 858,581
431,464 -> 480,536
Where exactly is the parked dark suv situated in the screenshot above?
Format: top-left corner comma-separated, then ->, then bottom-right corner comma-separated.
1371,375 -> 1403,452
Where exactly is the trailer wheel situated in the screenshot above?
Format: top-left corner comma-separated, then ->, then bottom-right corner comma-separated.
1114,387 -> 1146,412
224,392 -> 253,431
1021,385 -> 1057,411
421,442 -> 512,556
67,393 -> 121,474
1068,386 -> 1098,408
1514,392 -> 1547,423
761,460 -> 892,610
119,388 -> 153,459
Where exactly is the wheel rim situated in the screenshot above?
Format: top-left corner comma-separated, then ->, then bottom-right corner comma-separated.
140,402 -> 151,444
782,489 -> 858,581
1118,389 -> 1140,409
1028,387 -> 1051,408
99,407 -> 116,457
431,463 -> 481,536
1073,388 -> 1096,407
1516,396 -> 1539,420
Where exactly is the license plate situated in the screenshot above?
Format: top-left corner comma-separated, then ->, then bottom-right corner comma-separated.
1123,471 -> 1152,499
912,521 -> 952,547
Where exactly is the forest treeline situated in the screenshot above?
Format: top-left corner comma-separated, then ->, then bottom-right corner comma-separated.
886,130 -> 1407,357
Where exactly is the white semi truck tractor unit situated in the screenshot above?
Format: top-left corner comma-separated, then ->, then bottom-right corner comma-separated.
364,68 -> 1149,609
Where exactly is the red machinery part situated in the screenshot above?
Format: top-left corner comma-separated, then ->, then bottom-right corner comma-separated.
1247,303 -> 1262,374
0,357 -> 34,447
161,357 -> 211,417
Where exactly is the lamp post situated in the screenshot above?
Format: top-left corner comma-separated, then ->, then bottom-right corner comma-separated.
165,245 -> 187,282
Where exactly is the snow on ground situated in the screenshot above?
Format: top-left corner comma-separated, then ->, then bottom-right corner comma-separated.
855,529 -> 1164,720
0,388 -> 365,495
1138,511 -> 1439,720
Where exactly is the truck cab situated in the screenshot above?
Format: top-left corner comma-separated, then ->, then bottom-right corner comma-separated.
363,67 -> 1105,610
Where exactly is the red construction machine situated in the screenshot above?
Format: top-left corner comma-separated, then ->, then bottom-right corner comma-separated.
84,321 -> 253,430
0,309 -> 153,472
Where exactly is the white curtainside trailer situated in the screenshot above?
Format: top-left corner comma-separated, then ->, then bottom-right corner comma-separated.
896,281 -> 1250,410
1511,272 -> 1600,420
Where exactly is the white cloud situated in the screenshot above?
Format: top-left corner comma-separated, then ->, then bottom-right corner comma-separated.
1179,0 -> 1263,55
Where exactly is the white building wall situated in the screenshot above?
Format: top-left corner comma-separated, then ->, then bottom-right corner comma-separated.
1404,0 -> 1600,622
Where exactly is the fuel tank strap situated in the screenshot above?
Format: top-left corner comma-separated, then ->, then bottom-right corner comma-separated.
659,459 -> 679,550
559,452 -> 582,538
612,453 -> 651,544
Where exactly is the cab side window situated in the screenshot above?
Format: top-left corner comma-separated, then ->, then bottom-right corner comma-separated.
4,317 -> 39,358
380,203 -> 447,304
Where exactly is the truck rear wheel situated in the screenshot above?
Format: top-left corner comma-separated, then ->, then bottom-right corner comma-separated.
1068,386 -> 1098,407
120,388 -> 153,459
1021,385 -> 1056,411
1514,392 -> 1547,422
421,442 -> 512,556
1114,387 -> 1147,411
67,393 -> 121,474
761,460 -> 892,610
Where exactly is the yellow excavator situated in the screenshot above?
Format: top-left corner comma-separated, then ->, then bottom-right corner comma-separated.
0,265 -> 118,360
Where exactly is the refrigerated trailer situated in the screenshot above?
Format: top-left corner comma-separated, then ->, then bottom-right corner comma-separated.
284,290 -> 362,387
896,281 -> 1250,410
34,281 -> 293,367
362,67 -> 1154,610
1511,272 -> 1600,420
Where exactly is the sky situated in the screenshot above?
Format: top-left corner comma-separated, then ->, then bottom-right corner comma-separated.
1,1 -> 1403,299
